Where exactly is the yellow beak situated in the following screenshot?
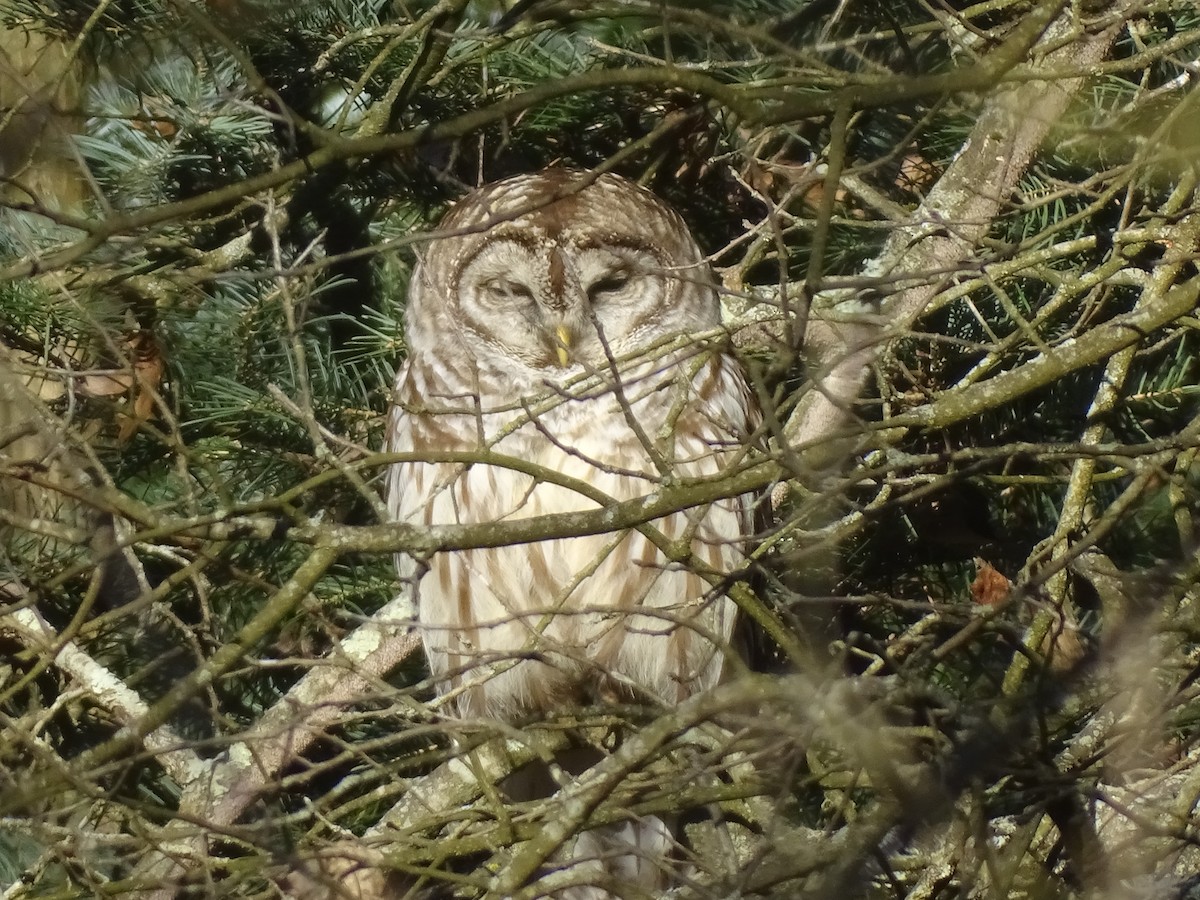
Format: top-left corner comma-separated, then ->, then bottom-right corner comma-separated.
554,325 -> 572,367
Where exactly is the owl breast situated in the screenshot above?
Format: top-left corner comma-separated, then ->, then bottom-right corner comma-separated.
388,351 -> 751,720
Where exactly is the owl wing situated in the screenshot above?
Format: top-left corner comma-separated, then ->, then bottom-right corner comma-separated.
660,352 -> 763,690
687,353 -> 787,677
386,348 -> 762,715
384,359 -> 480,618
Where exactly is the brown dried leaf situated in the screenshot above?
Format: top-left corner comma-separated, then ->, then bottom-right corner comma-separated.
116,332 -> 165,443
78,371 -> 132,397
1039,613 -> 1088,674
970,558 -> 1011,607
897,146 -> 941,193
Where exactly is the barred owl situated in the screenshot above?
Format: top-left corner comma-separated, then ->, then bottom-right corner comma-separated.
385,170 -> 758,894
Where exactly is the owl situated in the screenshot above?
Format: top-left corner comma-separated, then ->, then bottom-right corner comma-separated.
385,169 -> 758,893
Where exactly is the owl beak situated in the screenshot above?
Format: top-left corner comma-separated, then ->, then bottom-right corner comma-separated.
554,325 -> 573,367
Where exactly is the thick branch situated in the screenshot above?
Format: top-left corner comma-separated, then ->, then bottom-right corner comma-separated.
785,2 -> 1136,455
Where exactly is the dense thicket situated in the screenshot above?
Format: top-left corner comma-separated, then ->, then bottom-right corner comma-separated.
2,1 -> 1200,897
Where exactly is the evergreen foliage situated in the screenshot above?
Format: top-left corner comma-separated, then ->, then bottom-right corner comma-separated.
2,0 -> 1200,897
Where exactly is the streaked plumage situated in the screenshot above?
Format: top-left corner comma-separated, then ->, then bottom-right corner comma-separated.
385,169 -> 758,895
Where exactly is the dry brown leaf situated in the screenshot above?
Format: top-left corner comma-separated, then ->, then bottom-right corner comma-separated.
970,558 -> 1011,607
78,371 -> 132,398
76,331 -> 165,443
897,145 -> 941,193
116,332 -> 165,443
1039,612 -> 1087,674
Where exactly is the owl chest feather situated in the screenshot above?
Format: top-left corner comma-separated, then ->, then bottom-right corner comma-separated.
388,354 -> 748,717
382,171 -> 755,895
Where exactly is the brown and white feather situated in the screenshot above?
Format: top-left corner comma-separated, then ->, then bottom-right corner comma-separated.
385,170 -> 759,895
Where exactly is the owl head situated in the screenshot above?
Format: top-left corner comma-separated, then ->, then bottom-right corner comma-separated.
405,170 -> 720,378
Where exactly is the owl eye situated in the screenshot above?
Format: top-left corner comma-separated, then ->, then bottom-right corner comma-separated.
587,270 -> 632,302
482,278 -> 535,304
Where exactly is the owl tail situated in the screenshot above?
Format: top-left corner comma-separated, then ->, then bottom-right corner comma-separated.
552,816 -> 674,899
503,750 -> 675,898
